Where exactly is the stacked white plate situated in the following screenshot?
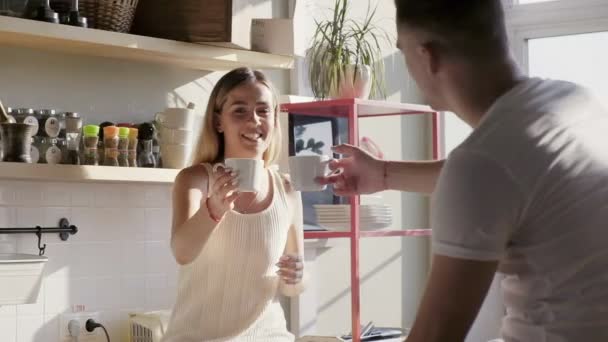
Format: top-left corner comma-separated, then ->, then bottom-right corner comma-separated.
314,204 -> 393,232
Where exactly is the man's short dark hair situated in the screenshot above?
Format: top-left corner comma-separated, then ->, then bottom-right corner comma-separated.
395,0 -> 509,60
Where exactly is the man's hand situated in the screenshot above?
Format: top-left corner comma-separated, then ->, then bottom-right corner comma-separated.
316,144 -> 385,196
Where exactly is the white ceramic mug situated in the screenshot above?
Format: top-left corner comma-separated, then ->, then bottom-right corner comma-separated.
155,108 -> 195,130
213,158 -> 264,193
288,155 -> 333,192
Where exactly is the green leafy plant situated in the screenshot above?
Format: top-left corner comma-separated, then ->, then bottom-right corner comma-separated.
307,0 -> 390,99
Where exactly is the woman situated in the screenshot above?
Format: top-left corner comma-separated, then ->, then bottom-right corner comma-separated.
162,67 -> 305,342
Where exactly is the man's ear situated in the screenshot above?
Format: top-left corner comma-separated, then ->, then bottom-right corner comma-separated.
418,41 -> 441,76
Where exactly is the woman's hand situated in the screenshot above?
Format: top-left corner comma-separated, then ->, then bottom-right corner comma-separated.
206,167 -> 240,221
276,254 -> 303,284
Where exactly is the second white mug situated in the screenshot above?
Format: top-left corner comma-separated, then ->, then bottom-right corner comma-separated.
288,155 -> 332,192
213,158 -> 264,193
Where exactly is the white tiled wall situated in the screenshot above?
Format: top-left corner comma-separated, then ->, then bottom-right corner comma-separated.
0,180 -> 177,342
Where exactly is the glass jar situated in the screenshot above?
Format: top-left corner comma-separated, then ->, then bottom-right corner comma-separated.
57,138 -> 68,163
35,109 -> 61,138
137,122 -> 156,168
82,125 -> 99,166
97,121 -> 115,166
103,126 -> 119,166
138,139 -> 156,168
117,127 -> 129,167
40,138 -> 62,164
12,108 -> 39,137
57,111 -> 66,139
63,112 -> 82,165
128,128 -> 138,167
30,136 -> 44,164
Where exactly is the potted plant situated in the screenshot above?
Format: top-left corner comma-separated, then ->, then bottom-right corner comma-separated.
306,0 -> 390,100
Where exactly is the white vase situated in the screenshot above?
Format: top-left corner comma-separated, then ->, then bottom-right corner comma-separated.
329,64 -> 372,100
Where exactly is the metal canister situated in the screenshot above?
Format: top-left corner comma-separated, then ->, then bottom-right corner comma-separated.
0,107 -> 16,160
5,107 -> 16,123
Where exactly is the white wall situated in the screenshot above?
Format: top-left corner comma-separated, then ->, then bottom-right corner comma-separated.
0,180 -> 176,342
0,46 -> 290,127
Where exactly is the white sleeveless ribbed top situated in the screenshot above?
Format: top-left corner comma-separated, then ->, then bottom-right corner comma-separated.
162,164 -> 294,342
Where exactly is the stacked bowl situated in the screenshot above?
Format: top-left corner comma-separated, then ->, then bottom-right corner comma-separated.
155,105 -> 195,169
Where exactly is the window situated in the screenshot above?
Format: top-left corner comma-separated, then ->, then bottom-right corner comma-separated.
443,1 -> 608,154
528,32 -> 608,106
506,0 -> 608,104
506,0 -> 608,70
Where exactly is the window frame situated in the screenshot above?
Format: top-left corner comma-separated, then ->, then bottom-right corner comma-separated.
442,0 -> 608,156
504,0 -> 608,71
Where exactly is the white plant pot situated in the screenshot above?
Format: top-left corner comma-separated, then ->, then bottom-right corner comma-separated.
329,64 -> 372,100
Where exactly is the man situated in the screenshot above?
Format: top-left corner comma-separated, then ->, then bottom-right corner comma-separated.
318,1 -> 608,341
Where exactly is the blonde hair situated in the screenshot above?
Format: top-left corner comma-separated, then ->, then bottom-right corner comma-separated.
191,67 -> 281,167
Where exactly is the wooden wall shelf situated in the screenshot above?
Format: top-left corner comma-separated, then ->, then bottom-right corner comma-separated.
0,162 -> 178,184
0,16 -> 294,71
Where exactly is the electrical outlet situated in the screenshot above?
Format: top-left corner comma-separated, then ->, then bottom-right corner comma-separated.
60,311 -> 100,341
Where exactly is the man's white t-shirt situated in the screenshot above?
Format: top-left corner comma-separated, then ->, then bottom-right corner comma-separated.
432,78 -> 608,342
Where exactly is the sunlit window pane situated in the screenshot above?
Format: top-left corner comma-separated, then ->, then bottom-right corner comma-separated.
528,31 -> 608,108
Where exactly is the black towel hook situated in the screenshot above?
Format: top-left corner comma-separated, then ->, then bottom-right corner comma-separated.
0,218 -> 78,255
36,226 -> 47,256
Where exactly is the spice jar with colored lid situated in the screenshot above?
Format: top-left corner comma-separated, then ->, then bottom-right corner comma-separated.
83,125 -> 99,166
103,126 -> 119,166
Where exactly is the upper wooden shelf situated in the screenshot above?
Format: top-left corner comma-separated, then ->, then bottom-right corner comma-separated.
0,16 -> 294,71
0,162 -> 179,184
280,98 -> 436,118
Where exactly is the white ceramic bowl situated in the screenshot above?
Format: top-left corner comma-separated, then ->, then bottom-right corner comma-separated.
160,127 -> 193,145
160,144 -> 192,169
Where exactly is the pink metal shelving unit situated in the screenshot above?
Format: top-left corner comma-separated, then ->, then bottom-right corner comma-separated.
280,98 -> 441,342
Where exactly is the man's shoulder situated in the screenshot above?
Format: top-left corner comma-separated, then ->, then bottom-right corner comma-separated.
466,78 -> 600,148
494,78 -> 594,119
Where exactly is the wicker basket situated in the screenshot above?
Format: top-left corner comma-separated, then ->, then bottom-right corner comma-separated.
50,0 -> 138,32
